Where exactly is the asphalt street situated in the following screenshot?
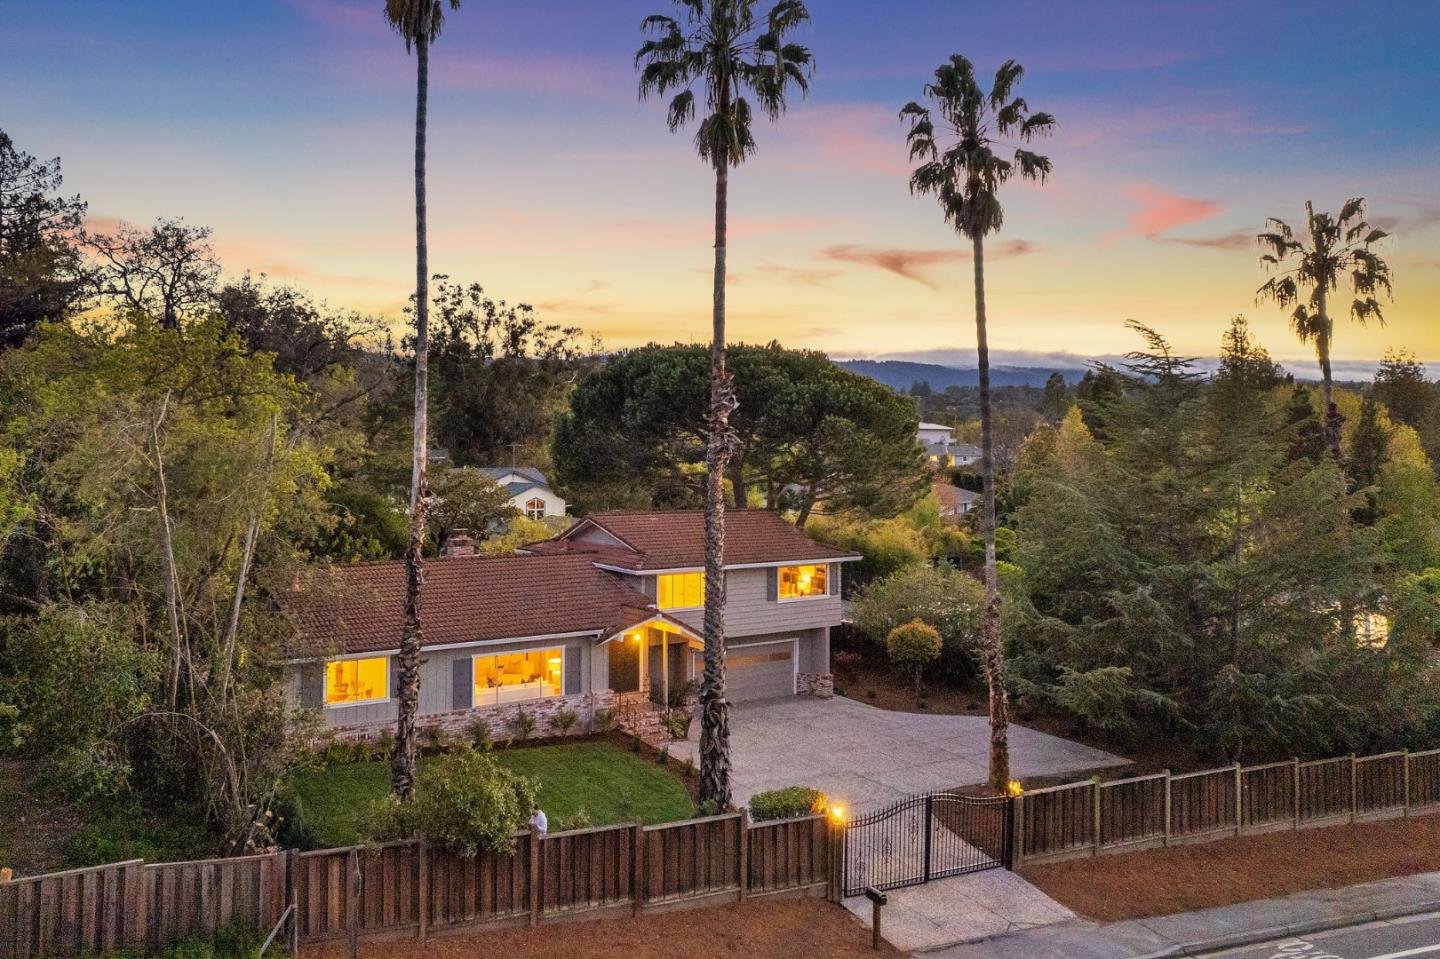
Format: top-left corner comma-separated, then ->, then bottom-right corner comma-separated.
1215,912 -> 1440,959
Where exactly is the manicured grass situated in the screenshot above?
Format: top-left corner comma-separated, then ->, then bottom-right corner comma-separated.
289,741 -> 694,849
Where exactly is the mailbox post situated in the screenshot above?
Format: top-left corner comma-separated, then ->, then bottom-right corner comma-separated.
864,886 -> 888,951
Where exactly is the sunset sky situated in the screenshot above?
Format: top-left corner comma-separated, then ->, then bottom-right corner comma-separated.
6,0 -> 1438,375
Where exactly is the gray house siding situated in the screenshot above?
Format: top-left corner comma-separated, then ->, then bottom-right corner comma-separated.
659,564 -> 842,639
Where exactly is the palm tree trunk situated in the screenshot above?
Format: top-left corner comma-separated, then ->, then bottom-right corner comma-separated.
392,34 -> 430,800
698,152 -> 736,810
1315,293 -> 1341,459
972,232 -> 1011,791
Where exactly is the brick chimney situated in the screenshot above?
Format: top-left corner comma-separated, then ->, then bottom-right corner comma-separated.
440,529 -> 479,558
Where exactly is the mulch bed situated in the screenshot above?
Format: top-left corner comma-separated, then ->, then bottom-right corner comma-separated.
310,898 -> 901,959
1021,813 -> 1440,921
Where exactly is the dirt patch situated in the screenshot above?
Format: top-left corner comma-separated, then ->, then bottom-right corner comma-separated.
1021,813 -> 1440,921
310,897 -> 901,959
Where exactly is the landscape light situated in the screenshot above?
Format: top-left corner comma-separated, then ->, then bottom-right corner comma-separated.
1006,779 -> 1024,798
829,805 -> 845,823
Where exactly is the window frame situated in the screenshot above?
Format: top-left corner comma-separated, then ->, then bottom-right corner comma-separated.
525,496 -> 547,521
656,570 -> 706,611
470,646 -> 566,708
777,564 -> 830,603
323,655 -> 390,709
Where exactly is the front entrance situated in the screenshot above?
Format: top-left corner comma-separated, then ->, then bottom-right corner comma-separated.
841,791 -> 1012,897
646,628 -> 697,707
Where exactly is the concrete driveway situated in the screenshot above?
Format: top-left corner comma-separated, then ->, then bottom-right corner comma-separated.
671,695 -> 1126,810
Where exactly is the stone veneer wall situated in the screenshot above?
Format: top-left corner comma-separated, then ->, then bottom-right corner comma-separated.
326,690 -> 616,743
797,672 -> 834,698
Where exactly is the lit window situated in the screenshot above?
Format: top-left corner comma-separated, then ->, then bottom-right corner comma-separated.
779,564 -> 827,600
525,496 -> 547,521
657,572 -> 705,609
325,657 -> 388,706
472,649 -> 564,706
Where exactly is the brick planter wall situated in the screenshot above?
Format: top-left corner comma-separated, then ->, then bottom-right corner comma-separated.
327,689 -> 616,743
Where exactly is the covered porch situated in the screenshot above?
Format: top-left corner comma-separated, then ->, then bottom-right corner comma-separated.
605,615 -> 703,707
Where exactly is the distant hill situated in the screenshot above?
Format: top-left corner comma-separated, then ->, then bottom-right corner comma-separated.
836,359 -> 1087,392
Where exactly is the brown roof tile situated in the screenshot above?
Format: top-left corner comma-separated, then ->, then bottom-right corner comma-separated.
556,509 -> 859,570
281,553 -> 656,656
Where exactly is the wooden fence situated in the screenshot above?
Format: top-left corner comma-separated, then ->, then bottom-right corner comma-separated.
1016,748 -> 1440,866
0,813 -> 832,959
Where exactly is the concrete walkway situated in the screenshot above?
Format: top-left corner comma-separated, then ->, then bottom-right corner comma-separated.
670,695 -> 1125,808
923,870 -> 1440,958
843,870 -> 1076,952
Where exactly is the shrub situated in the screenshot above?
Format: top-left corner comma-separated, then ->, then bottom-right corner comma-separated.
748,786 -> 826,822
886,619 -> 943,706
466,716 -> 491,748
853,564 -> 984,686
661,709 -> 692,740
592,708 -> 618,733
551,807 -> 592,832
364,746 -> 536,856
422,725 -> 450,753
508,707 -> 537,743
549,707 -> 578,737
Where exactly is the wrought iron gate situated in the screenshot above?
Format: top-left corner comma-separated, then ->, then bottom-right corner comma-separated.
841,791 -> 1013,897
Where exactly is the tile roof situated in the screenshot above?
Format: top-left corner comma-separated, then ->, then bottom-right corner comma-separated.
551,509 -> 860,570
280,553 -> 655,656
476,466 -> 549,487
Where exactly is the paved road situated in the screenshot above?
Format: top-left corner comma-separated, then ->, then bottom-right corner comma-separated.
1215,912 -> 1440,959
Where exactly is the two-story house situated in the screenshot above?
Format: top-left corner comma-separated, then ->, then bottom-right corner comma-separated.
280,510 -> 858,741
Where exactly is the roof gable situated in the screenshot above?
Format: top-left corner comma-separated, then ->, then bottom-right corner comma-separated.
558,510 -> 858,570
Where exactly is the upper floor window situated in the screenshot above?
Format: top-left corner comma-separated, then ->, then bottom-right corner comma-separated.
657,571 -> 705,609
326,656 -> 388,706
779,564 -> 827,600
525,496 -> 547,521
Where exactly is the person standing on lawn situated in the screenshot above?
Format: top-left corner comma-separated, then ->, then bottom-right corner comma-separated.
529,804 -> 548,836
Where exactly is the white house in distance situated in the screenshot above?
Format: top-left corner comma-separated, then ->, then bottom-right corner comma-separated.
476,466 -> 567,520
917,422 -> 980,469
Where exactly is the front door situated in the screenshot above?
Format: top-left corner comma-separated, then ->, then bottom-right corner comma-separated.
608,636 -> 641,694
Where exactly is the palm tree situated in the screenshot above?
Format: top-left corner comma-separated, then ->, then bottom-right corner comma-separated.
900,57 -> 1054,791
385,0 -> 460,801
636,0 -> 813,809
1257,199 -> 1392,459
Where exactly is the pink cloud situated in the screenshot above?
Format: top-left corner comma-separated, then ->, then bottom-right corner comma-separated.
777,105 -> 910,177
286,0 -> 389,38
1106,184 -> 1222,239
1162,230 -> 1253,251
821,240 -> 1035,288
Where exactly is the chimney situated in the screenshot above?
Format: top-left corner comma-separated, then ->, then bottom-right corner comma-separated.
440,529 -> 479,558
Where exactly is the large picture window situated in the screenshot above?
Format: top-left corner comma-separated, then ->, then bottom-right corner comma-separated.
473,648 -> 563,706
779,564 -> 827,600
657,571 -> 705,609
326,657 -> 388,706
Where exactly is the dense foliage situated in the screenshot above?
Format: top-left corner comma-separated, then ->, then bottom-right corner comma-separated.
363,747 -> 538,856
748,785 -> 827,822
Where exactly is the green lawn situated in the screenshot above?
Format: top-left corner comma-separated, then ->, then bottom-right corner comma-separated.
289,741 -> 694,849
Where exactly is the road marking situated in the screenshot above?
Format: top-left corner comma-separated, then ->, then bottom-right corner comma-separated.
1366,945 -> 1440,959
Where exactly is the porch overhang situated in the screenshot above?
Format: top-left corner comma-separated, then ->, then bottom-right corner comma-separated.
598,610 -> 703,647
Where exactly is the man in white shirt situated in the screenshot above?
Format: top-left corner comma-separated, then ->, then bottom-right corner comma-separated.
529,805 -> 548,836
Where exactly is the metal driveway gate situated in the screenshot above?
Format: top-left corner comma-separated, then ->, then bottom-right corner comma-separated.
841,791 -> 1013,897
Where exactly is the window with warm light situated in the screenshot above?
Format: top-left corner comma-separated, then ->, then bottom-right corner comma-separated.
325,657 -> 388,706
525,496 -> 546,521
657,571 -> 705,609
472,648 -> 563,706
779,564 -> 827,600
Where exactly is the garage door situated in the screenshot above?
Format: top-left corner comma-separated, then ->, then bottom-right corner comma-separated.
726,640 -> 796,702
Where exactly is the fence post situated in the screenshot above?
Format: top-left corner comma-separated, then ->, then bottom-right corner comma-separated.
1092,780 -> 1102,856
1233,763 -> 1243,835
1292,759 -> 1301,831
1162,770 -> 1172,847
346,848 -> 360,959
1404,750 -> 1412,818
923,794 -> 934,881
1011,795 -> 1025,870
1350,753 -> 1359,824
123,859 -> 146,952
738,809 -> 750,901
528,828 -> 541,928
631,820 -> 644,917
286,849 -> 300,957
416,836 -> 428,941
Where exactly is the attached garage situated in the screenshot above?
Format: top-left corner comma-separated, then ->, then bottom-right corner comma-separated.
724,639 -> 796,702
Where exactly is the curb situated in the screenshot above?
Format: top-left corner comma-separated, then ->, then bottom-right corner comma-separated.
1131,898 -> 1440,958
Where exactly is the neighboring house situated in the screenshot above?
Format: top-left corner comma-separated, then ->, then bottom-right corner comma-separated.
280,510 -> 859,741
918,421 -> 981,469
934,483 -> 979,521
475,466 -> 567,520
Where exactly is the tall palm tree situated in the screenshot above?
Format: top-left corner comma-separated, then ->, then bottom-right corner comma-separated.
901,57 -> 1054,791
1257,199 -> 1392,459
636,0 -> 813,809
385,0 -> 461,800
